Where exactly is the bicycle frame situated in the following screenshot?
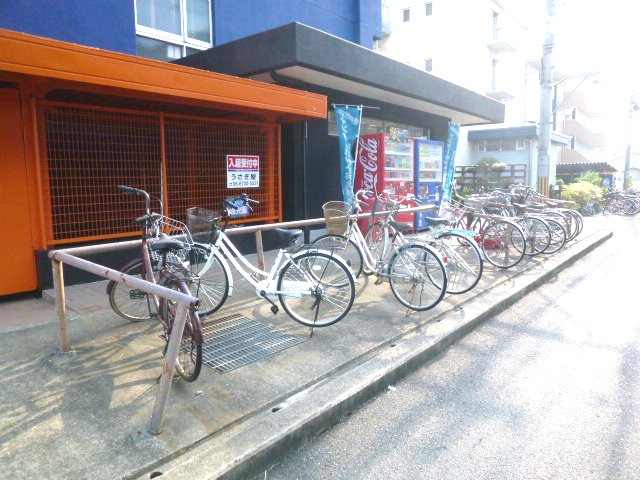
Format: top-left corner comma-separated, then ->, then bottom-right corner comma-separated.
197,229 -> 340,300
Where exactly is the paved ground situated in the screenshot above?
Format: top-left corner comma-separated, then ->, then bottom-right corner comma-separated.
0,217 -> 613,480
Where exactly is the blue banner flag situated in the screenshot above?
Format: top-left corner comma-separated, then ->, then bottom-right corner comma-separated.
440,122 -> 460,209
335,105 -> 362,204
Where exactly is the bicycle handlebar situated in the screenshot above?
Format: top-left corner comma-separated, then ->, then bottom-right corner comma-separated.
117,185 -> 152,215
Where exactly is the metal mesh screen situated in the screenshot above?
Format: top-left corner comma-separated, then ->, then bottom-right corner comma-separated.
41,104 -> 281,245
43,105 -> 162,243
164,117 -> 280,224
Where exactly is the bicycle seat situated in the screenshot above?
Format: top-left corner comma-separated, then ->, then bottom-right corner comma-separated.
421,217 -> 447,227
274,228 -> 303,249
150,238 -> 188,252
389,220 -> 413,233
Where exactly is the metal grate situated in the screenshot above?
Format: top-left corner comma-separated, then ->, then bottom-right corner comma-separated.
200,313 -> 302,373
40,103 -> 281,246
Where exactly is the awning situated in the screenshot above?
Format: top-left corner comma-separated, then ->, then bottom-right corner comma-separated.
556,162 -> 617,173
0,28 -> 326,123
175,23 -> 504,126
468,124 -> 572,145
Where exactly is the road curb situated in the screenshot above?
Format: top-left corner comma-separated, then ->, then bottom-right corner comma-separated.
150,228 -> 613,480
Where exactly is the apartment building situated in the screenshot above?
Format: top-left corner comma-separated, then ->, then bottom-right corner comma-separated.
376,0 -> 580,191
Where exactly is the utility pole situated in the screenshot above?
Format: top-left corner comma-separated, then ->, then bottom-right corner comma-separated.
537,0 -> 555,193
623,93 -> 638,191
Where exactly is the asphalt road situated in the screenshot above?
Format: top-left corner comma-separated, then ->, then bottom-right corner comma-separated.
253,215 -> 640,480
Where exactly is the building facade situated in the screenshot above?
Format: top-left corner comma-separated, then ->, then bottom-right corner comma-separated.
0,1 -> 504,296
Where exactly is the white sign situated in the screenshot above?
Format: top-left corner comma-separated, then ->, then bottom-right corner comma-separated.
226,155 -> 260,188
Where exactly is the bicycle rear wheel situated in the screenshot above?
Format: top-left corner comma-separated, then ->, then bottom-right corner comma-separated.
435,232 -> 483,294
278,251 -> 355,328
311,234 -> 364,278
481,220 -> 525,268
188,244 -> 230,316
108,258 -> 157,322
159,279 -> 203,382
518,217 -> 551,256
389,243 -> 447,311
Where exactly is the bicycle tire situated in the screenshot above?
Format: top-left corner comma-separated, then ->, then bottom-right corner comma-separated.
481,220 -> 526,268
311,234 -> 364,278
108,258 -> 158,322
541,218 -> 567,254
434,232 -> 483,294
277,251 -> 355,328
389,243 -> 447,311
159,279 -> 203,382
518,217 -> 551,256
188,243 -> 230,316
364,221 -> 389,275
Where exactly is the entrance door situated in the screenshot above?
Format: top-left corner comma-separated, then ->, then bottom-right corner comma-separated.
0,88 -> 37,295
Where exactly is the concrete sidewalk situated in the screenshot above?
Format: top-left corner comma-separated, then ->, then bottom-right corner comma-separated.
0,218 -> 612,480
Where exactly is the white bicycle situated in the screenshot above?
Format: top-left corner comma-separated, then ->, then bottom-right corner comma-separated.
185,194 -> 357,328
313,190 -> 448,312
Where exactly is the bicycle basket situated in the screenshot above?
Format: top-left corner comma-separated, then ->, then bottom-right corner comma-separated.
159,216 -> 193,245
186,207 -> 221,244
322,201 -> 351,236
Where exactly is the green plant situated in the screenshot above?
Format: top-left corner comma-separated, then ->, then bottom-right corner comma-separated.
579,171 -> 602,186
491,162 -> 507,172
561,180 -> 604,209
555,179 -> 564,186
477,157 -> 498,172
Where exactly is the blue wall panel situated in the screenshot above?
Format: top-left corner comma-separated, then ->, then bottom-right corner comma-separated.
0,0 -> 136,54
213,0 -> 380,48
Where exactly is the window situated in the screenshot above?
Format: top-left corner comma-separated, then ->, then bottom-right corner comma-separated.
425,2 -> 432,16
328,113 -> 426,139
425,58 -> 433,72
403,8 -> 410,22
135,0 -> 212,61
478,138 -> 529,152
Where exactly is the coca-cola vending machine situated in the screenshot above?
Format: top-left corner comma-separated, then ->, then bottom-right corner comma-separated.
355,132 -> 415,233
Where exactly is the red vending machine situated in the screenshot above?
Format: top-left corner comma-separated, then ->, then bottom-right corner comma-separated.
355,132 -> 415,233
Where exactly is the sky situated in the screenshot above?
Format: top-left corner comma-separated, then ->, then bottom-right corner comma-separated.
513,0 -> 640,157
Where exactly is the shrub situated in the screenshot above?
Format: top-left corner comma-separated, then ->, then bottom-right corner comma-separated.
562,180 -> 604,209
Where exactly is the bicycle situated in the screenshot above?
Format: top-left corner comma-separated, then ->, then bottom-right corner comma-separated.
448,197 -> 527,269
107,186 -> 203,382
313,190 -> 448,311
187,194 -> 357,329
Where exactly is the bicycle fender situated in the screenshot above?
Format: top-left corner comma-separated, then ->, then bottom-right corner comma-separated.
214,250 -> 234,296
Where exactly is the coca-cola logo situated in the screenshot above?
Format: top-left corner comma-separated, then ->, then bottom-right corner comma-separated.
357,137 -> 379,191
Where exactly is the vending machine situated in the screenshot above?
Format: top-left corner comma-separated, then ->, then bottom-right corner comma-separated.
414,139 -> 444,231
354,131 -> 415,233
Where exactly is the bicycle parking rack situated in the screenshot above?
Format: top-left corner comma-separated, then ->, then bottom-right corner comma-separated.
47,204 -> 437,434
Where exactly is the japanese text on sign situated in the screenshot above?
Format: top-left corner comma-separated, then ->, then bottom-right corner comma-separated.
226,155 -> 260,188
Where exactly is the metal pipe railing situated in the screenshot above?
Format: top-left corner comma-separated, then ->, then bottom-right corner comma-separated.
48,247 -> 199,434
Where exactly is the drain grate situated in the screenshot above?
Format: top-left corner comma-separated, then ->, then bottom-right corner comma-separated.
199,313 -> 302,373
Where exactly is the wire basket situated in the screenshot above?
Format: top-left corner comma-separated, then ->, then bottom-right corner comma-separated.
159,216 -> 193,245
186,207 -> 221,244
322,201 -> 351,236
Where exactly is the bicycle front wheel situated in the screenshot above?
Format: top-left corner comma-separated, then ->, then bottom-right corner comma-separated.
542,218 -> 567,255
389,243 -> 447,311
159,279 -> 203,382
278,251 -> 355,328
311,234 -> 364,278
109,258 -> 157,322
481,220 -> 525,268
435,232 -> 483,294
188,244 -> 230,316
